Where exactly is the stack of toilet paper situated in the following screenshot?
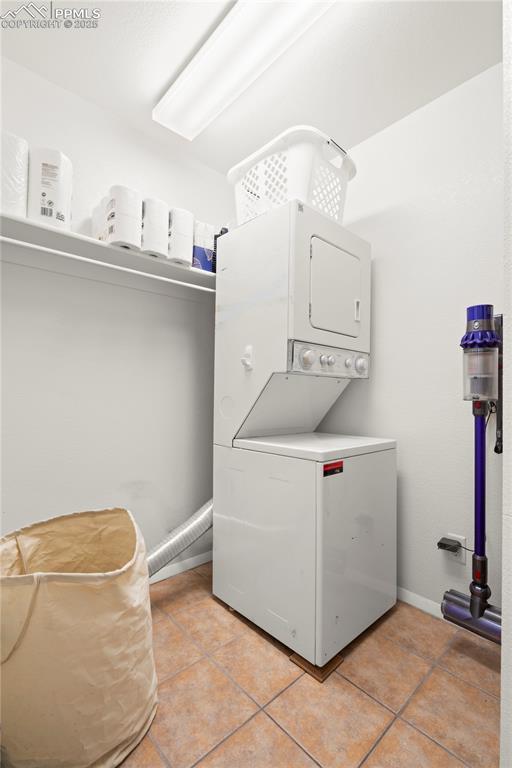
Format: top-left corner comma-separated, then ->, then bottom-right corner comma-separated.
105,186 -> 143,250
1,131 -> 73,230
92,190 -> 197,266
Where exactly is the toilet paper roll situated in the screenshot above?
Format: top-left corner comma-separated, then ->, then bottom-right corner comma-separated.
142,198 -> 169,258
193,221 -> 216,272
168,207 -> 194,266
27,147 -> 72,230
2,131 -> 29,217
107,212 -> 142,250
106,186 -> 142,249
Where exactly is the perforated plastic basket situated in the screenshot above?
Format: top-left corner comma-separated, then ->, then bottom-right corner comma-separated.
227,126 -> 356,226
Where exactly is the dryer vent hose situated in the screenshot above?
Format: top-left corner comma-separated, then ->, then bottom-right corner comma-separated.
147,499 -> 213,578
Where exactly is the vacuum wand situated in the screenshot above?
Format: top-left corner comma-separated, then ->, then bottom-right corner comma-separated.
441,304 -> 502,644
470,401 -> 491,619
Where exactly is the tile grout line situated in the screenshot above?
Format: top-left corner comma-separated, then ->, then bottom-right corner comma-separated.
431,657 -> 501,701
262,670 -> 306,708
395,661 -> 437,719
154,603 -> 271,702
148,731 -> 173,768
333,671 -> 400,716
397,718 -> 472,768
152,595 -> 251,687
355,713 -> 398,768
187,670 -> 309,766
394,640 -> 483,767
168,613 -> 264,709
358,662 -> 440,768
263,709 -> 324,768
376,628 -> 452,665
355,660 -> 438,768
188,710 -> 262,768
155,653 -> 208,688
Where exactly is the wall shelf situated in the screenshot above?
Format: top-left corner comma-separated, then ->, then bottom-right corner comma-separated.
0,214 -> 216,292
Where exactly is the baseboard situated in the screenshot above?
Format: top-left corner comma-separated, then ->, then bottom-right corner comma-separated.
149,550 -> 213,584
398,587 -> 443,619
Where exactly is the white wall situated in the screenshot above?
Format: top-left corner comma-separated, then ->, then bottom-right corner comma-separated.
1,58 -> 233,569
500,5 -> 511,761
1,58 -> 233,233
321,64 -> 504,608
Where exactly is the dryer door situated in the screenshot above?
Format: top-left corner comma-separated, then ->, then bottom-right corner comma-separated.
288,202 -> 371,354
310,236 -> 361,338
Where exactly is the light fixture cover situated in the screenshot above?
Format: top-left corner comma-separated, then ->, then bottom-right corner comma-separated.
153,0 -> 335,140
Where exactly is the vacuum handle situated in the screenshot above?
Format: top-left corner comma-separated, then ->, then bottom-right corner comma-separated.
494,314 -> 503,454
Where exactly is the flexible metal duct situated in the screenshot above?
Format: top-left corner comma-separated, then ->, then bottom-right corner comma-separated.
147,499 -> 213,578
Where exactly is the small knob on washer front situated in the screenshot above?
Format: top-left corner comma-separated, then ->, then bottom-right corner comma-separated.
327,355 -> 335,366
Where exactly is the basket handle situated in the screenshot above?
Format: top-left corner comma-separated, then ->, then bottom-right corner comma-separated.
323,139 -> 357,179
323,139 -> 347,170
329,138 -> 348,157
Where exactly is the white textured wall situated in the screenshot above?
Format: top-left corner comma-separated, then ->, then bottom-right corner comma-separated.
1,57 -> 233,233
500,3 -> 511,762
1,58 -> 233,568
321,64 -> 504,608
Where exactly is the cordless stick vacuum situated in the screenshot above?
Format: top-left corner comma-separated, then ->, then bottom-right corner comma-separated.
441,304 -> 502,644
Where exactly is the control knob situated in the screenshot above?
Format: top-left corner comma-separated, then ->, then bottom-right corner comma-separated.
355,356 -> 368,374
300,349 -> 316,368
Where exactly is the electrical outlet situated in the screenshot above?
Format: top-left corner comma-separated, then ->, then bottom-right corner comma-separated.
446,533 -> 467,564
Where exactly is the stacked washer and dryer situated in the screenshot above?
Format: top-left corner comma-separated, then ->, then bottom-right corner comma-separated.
212,198 -> 397,669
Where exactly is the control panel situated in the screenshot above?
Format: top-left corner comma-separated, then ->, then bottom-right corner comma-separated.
289,341 -> 370,378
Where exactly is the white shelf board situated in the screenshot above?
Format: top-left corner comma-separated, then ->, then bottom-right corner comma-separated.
0,214 -> 216,292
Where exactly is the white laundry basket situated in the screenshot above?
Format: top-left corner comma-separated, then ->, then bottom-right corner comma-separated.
227,125 -> 356,226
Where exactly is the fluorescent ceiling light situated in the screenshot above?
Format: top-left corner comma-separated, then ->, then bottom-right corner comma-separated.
153,0 -> 335,140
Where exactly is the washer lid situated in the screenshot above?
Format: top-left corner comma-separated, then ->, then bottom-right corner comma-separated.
233,432 -> 396,461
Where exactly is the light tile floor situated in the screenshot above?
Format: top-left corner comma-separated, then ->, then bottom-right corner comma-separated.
122,564 -> 501,768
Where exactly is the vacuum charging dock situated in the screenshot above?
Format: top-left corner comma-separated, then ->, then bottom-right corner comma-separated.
212,201 -> 397,668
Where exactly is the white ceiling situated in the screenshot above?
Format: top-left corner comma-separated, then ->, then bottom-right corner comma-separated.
1,0 -> 502,174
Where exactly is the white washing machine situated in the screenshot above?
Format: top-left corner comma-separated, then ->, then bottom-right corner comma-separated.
213,201 -> 397,666
214,433 -> 396,666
